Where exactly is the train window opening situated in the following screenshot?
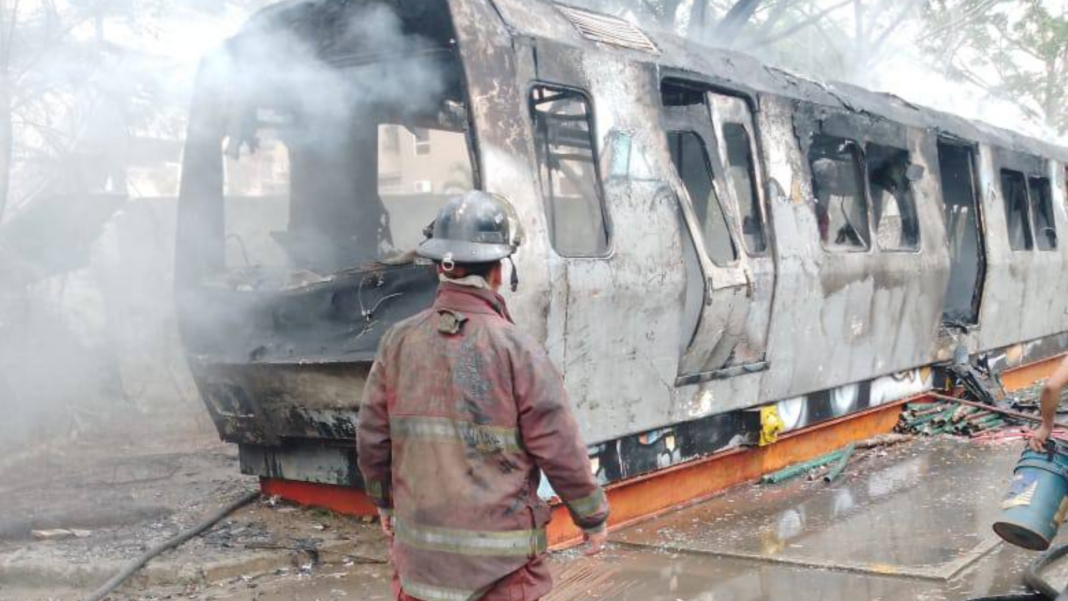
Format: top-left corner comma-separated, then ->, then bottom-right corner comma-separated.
667,130 -> 738,265
1000,169 -> 1034,250
809,135 -> 870,251
221,117 -> 292,271
217,105 -> 475,278
936,141 -> 985,327
660,79 -> 706,107
378,124 -> 474,251
866,144 -> 920,251
1029,177 -> 1057,250
722,123 -> 767,254
182,32 -> 478,287
530,85 -> 611,257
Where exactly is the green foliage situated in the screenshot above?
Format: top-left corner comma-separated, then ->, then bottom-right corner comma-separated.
922,0 -> 1068,132
675,0 -> 1068,134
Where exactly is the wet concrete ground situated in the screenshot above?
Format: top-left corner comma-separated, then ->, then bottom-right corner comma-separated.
7,435 -> 1067,600
170,437 -> 1068,600
599,436 -> 1054,601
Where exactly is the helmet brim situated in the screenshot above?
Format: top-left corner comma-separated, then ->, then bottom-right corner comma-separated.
417,238 -> 514,263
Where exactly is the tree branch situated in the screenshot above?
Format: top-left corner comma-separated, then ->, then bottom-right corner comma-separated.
748,0 -> 852,48
990,19 -> 1044,61
713,0 -> 764,46
868,0 -> 923,56
751,0 -> 790,38
922,0 -> 1003,41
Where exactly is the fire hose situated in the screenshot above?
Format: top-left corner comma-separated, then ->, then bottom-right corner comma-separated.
1023,541 -> 1068,600
80,489 -> 259,601
965,541 -> 1068,601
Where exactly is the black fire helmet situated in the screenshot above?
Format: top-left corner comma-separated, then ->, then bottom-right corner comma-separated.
417,191 -> 522,265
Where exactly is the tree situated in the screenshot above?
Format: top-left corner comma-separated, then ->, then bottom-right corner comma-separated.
0,0 -> 272,223
923,0 -> 1068,133
0,1 -> 92,223
713,0 -> 926,81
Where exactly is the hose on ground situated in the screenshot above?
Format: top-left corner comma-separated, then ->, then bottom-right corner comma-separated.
967,542 -> 1068,601
81,489 -> 259,601
1024,541 -> 1068,600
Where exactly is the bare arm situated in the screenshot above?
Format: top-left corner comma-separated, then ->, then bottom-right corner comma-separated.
1042,358 -> 1068,427
1030,356 -> 1068,451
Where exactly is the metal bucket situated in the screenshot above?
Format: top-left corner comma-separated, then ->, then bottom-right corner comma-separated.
993,447 -> 1068,551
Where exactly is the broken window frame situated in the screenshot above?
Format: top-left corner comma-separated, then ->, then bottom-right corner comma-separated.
1029,176 -> 1057,251
661,78 -> 771,258
529,82 -> 613,259
666,129 -> 740,266
936,138 -> 987,328
720,121 -> 768,256
807,134 -> 872,253
185,40 -> 484,282
865,143 -> 922,253
999,168 -> 1035,252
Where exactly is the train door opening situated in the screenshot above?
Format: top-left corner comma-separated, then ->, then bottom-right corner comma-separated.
937,140 -> 986,328
660,79 -> 772,384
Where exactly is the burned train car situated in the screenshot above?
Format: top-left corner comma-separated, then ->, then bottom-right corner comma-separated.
176,0 -> 1068,497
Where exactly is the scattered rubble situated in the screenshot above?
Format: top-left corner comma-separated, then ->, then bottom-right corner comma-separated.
760,433 -> 913,486
897,400 -> 1014,437
30,529 -> 93,541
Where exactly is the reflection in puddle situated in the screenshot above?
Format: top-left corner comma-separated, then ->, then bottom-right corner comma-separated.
604,439 -> 1032,601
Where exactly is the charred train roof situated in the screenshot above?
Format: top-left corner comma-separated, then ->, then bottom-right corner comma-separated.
227,0 -> 459,62
229,0 -> 1068,163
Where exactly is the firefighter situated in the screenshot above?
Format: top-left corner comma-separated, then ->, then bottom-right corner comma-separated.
357,191 -> 610,601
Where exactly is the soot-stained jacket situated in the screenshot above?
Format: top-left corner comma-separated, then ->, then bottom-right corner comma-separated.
357,282 -> 609,601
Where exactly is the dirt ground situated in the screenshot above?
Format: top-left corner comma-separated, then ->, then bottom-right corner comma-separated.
0,420 -> 388,601
5,424 -> 1068,601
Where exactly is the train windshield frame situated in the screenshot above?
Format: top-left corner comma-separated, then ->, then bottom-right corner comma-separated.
177,18 -> 478,293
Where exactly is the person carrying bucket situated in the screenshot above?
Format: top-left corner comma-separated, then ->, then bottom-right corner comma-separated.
994,356 -> 1068,551
1028,356 -> 1068,452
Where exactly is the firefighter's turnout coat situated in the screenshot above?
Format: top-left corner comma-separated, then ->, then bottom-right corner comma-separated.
357,282 -> 609,601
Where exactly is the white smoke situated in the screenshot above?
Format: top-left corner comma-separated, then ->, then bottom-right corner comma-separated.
569,0 -> 1064,145
0,0 -> 455,455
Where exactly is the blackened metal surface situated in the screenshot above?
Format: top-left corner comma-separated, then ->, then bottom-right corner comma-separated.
176,0 -> 1068,492
975,148 -> 1068,352
489,0 -> 1068,163
193,362 -> 367,446
240,442 -> 363,487
180,263 -> 437,364
236,0 -> 460,59
758,95 -> 949,402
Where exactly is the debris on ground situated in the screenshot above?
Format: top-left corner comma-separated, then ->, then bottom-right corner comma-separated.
760,433 -> 912,486
30,528 -> 92,541
946,361 -> 1007,406
896,399 -> 1013,437
895,389 -> 1068,447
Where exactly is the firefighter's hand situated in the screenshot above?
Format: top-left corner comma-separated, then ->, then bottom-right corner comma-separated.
1030,424 -> 1055,453
378,508 -> 394,539
583,527 -> 607,556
